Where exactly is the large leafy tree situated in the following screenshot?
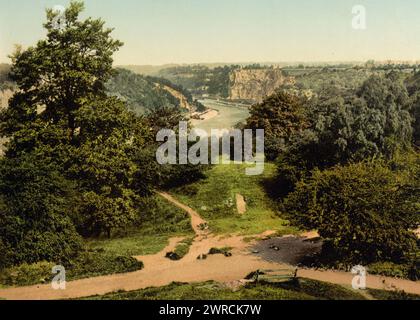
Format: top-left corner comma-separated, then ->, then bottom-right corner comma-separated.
2,1 -> 123,152
245,91 -> 308,160
0,1 -> 140,238
283,157 -> 419,266
405,71 -> 420,146
276,73 -> 414,195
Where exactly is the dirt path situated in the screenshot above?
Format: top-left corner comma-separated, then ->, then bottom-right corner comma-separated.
0,194 -> 418,300
158,192 -> 209,237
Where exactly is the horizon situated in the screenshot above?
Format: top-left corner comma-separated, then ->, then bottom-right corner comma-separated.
1,0 -> 420,65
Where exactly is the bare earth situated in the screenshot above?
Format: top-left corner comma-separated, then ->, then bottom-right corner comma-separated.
0,193 -> 418,300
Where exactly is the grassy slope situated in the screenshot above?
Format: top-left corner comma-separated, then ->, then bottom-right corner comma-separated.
0,196 -> 194,287
86,196 -> 194,257
84,278 -> 367,300
173,162 -> 298,235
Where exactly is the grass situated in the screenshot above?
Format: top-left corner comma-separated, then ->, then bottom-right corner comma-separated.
86,196 -> 194,257
0,195 -> 194,288
173,162 -> 299,235
367,289 -> 420,300
83,278 -> 367,300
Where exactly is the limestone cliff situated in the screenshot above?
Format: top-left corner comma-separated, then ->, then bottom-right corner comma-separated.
229,68 -> 295,102
157,84 -> 194,111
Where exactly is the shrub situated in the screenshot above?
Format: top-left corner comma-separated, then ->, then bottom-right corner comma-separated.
66,251 -> 143,280
0,154 -> 83,267
208,247 -> 233,257
368,261 -> 419,281
284,159 -> 419,265
0,262 -> 55,287
165,237 -> 194,261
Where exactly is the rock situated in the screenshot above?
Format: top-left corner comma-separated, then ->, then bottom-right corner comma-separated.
229,68 -> 295,102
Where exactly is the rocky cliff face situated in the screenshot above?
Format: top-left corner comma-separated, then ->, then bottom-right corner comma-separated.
229,68 -> 295,102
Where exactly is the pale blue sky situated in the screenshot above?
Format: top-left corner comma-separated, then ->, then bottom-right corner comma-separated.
0,0 -> 419,65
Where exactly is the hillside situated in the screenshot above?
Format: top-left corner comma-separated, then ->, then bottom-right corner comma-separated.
106,68 -> 203,114
229,68 -> 295,102
156,65 -> 296,102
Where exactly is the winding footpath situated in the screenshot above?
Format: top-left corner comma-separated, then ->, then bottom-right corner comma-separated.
0,193 -> 418,300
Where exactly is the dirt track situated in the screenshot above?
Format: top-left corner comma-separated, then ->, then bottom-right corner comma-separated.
0,193 -> 418,300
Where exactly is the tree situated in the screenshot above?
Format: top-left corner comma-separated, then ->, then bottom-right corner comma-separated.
0,1 -> 141,238
412,94 -> 420,146
276,73 -> 414,196
283,157 -> 419,265
2,1 -> 123,150
405,71 -> 420,146
245,91 -> 308,160
132,107 -> 207,191
0,154 -> 82,267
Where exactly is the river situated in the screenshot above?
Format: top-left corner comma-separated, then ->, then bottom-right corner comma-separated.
191,99 -> 250,134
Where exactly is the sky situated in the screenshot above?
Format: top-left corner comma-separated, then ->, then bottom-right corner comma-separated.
0,0 -> 419,65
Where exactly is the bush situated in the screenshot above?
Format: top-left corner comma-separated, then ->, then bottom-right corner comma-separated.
166,237 -> 194,261
0,251 -> 144,287
0,154 -> 83,267
208,247 -> 233,257
283,159 -> 419,265
0,262 -> 55,287
245,91 -> 308,161
368,261 -> 419,281
367,288 -> 420,300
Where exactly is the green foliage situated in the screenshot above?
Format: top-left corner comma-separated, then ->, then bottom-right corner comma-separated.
166,237 -> 195,261
158,65 -> 238,97
246,91 -> 308,160
0,252 -> 143,287
0,154 -> 82,268
86,195 -> 193,257
207,66 -> 232,98
283,67 -> 374,97
367,288 -> 420,300
367,261 -> 419,280
0,262 -> 55,287
106,68 -> 182,114
173,163 -> 297,235
276,73 -> 415,195
66,251 -> 143,280
84,279 -> 366,300
133,108 -> 207,190
283,159 -> 419,265
208,247 -> 232,255
412,94 -> 420,145
0,1 -> 147,241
